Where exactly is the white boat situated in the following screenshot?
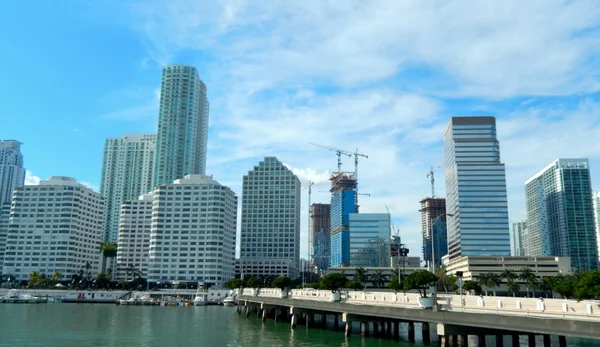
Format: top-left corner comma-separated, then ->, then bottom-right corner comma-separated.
193,287 -> 206,306
222,296 -> 236,306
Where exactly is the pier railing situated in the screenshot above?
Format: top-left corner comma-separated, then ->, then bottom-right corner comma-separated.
241,288 -> 600,322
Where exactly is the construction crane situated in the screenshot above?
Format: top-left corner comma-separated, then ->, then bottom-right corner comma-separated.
301,180 -> 314,287
427,164 -> 442,198
309,142 -> 352,172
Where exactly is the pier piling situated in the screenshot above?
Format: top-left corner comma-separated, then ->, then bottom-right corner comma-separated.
478,335 -> 486,347
559,336 -> 567,347
543,334 -> 551,347
528,334 -> 535,347
495,334 -> 504,347
345,321 -> 352,337
422,322 -> 430,345
408,322 -> 415,343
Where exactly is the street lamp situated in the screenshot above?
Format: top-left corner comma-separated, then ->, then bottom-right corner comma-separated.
430,213 -> 454,274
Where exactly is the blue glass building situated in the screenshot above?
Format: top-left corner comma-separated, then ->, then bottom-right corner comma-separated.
329,173 -> 357,267
349,213 -> 391,267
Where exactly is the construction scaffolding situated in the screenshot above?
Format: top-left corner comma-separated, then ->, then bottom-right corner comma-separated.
419,197 -> 447,266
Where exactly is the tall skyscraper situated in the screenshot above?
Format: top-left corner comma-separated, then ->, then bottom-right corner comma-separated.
147,175 -> 237,286
2,176 -> 104,281
100,134 -> 156,243
419,197 -> 447,268
443,116 -> 511,259
525,159 -> 598,271
311,203 -> 331,272
115,193 -> 153,280
594,192 -> 600,259
239,157 -> 301,279
349,213 -> 391,267
511,221 -> 527,256
0,140 -> 25,207
0,203 -> 10,273
154,65 -> 209,186
329,172 -> 357,267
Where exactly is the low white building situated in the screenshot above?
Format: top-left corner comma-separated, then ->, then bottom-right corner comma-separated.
116,193 -> 153,280
147,175 -> 237,288
3,176 -> 104,281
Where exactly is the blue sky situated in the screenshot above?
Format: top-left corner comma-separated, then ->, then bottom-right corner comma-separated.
2,1 -> 600,258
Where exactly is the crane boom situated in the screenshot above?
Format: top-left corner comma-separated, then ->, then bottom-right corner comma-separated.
426,164 -> 442,198
309,142 -> 352,172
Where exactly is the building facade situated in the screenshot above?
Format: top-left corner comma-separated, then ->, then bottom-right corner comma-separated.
511,221 -> 526,256
311,203 -> 330,272
100,134 -> 156,243
0,203 -> 10,273
147,175 -> 237,287
329,172 -> 357,267
239,157 -> 301,279
348,213 -> 391,267
524,159 -> 598,271
115,194 -> 153,280
0,140 -> 25,207
154,65 -> 209,186
419,197 -> 447,269
594,192 -> 600,259
3,177 -> 104,281
443,116 -> 511,259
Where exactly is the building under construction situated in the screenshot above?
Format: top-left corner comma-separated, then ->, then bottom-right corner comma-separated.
419,197 -> 447,269
311,203 -> 331,272
329,172 -> 357,267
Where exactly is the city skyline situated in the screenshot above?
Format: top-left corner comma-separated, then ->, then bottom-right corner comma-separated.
3,2 -> 600,259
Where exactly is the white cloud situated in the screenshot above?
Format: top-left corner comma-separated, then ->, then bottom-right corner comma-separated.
80,181 -> 100,192
24,171 -> 41,185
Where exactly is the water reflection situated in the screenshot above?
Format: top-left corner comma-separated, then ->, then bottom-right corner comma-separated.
0,305 -> 597,347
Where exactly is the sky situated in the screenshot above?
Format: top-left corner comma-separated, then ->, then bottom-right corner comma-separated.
1,1 -> 600,260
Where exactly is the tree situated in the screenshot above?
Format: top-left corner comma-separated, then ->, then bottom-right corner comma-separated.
28,271 -> 48,289
477,273 -> 491,295
500,269 -> 517,282
370,270 -> 385,288
553,275 -> 575,299
320,273 -> 348,292
95,273 -> 110,289
540,276 -> 555,298
487,273 -> 502,296
84,261 -> 93,280
462,280 -> 482,295
99,242 -> 118,274
124,264 -> 142,281
354,267 -> 368,285
245,277 -> 262,288
346,280 -> 365,290
506,279 -> 520,297
51,271 -> 62,283
519,268 -> 538,297
226,279 -> 243,290
573,271 -> 600,301
403,270 -> 438,298
272,276 -> 292,290
388,274 -> 402,293
307,282 -> 321,289
118,279 -> 126,290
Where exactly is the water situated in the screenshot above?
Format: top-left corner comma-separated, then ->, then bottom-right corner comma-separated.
0,304 -> 597,347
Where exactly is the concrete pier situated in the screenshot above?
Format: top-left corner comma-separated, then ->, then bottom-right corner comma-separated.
559,336 -> 567,347
496,334 -> 503,347
345,320 -> 352,337
528,334 -> 535,347
478,335 -> 486,347
422,322 -> 430,345
361,322 -> 369,336
408,322 -> 415,343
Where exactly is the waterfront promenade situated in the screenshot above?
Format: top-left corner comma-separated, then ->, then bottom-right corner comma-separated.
240,288 -> 600,346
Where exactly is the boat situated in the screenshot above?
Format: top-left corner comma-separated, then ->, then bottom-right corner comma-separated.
193,287 -> 206,306
222,296 -> 236,306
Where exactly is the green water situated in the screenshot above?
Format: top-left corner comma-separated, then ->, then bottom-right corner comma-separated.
0,304 -> 597,347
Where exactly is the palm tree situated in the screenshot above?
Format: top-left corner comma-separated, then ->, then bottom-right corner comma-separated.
371,270 -> 385,288
477,273 -> 492,295
519,268 -> 539,297
487,273 -> 502,296
500,269 -> 517,282
540,276 -> 555,298
507,279 -> 520,297
99,242 -> 118,274
51,271 -> 62,284
354,267 -> 368,286
118,279 -> 126,290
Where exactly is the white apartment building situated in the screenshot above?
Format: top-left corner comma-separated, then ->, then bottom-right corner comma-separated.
3,176 -> 104,281
0,203 -> 10,273
0,140 -> 25,208
115,193 -> 153,280
147,175 -> 237,288
100,134 -> 156,243
239,157 -> 301,279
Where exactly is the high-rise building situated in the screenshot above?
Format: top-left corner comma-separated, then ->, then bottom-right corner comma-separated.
239,157 -> 301,279
0,140 -> 25,207
329,172 -> 357,267
154,65 -> 209,186
100,134 -> 156,243
147,175 -> 237,287
511,221 -> 527,256
419,197 -> 447,269
443,116 -> 511,259
594,192 -> 600,259
524,159 -> 598,271
349,213 -> 391,267
3,177 -> 104,281
0,203 -> 10,273
115,193 -> 153,280
311,203 -> 330,272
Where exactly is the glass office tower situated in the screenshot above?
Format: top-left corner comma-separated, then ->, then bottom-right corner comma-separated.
443,117 -> 511,259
